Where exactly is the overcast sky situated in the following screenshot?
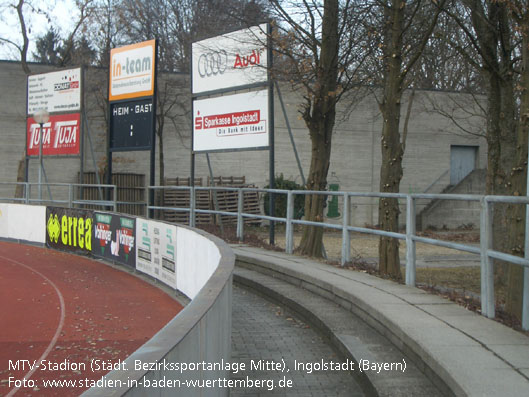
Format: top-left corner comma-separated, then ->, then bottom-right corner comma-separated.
0,0 -> 77,61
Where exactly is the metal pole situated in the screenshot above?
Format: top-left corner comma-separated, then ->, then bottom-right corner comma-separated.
237,189 -> 244,241
268,22 -> 275,245
341,192 -> 350,266
38,122 -> 43,201
286,191 -> 294,254
275,81 -> 306,186
405,195 -> 416,285
523,128 -> 529,330
207,153 -> 224,235
480,197 -> 495,318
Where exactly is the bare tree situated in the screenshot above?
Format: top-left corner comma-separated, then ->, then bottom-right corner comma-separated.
439,0 -> 528,320
269,0 -> 375,257
372,0 -> 445,279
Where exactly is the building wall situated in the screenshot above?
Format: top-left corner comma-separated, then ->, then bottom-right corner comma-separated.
0,61 -> 487,226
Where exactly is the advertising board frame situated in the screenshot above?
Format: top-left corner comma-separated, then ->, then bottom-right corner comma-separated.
106,40 -> 158,215
190,22 -> 276,242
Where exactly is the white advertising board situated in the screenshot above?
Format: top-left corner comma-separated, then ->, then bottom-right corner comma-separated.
109,40 -> 156,101
27,68 -> 81,115
0,204 -> 45,243
192,23 -> 268,94
136,218 -> 177,289
193,90 -> 269,152
176,227 -> 220,299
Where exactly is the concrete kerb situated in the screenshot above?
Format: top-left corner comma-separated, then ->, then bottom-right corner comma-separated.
232,245 -> 529,397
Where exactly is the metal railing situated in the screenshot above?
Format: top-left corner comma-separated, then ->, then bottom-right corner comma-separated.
1,182 -> 527,330
148,185 -> 529,330
0,182 -> 118,211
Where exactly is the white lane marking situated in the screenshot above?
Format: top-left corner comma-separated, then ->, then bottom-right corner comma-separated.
0,254 -> 66,397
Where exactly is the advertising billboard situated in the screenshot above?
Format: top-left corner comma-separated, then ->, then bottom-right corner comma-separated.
26,113 -> 81,156
93,212 -> 136,267
27,68 -> 81,114
109,40 -> 156,101
110,98 -> 153,150
136,219 -> 177,289
192,23 -> 268,94
193,89 -> 268,152
46,207 -> 93,254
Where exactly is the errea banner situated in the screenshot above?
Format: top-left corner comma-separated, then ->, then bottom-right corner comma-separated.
93,212 -> 136,267
27,113 -> 81,156
193,90 -> 268,152
109,39 -> 156,101
27,68 -> 81,114
192,23 -> 268,94
46,207 -> 93,254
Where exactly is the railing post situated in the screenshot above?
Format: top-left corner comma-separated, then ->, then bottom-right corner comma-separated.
25,183 -> 30,204
286,191 -> 294,254
523,195 -> 529,330
145,186 -> 150,218
190,187 -> 196,228
68,184 -> 73,209
113,185 -> 117,212
480,197 -> 495,318
237,189 -> 244,241
405,195 -> 416,286
341,192 -> 350,266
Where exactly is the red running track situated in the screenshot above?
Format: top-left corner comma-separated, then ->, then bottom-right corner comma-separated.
0,241 -> 183,396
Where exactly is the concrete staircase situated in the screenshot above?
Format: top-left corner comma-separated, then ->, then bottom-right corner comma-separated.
417,169 -> 486,231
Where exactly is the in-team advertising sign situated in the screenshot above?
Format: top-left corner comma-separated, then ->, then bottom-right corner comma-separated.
192,23 -> 268,94
93,212 -> 136,267
46,207 -> 93,254
136,219 -> 177,289
193,90 -> 268,152
27,68 -> 81,114
27,113 -> 81,156
109,40 -> 156,101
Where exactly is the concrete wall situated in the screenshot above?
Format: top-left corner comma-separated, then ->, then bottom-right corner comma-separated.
0,61 -> 488,227
0,202 -> 235,397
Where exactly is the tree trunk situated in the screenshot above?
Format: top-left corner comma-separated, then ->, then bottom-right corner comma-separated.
297,0 -> 339,258
504,17 -> 529,320
377,0 -> 405,280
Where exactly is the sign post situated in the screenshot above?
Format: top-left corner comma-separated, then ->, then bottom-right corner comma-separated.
26,67 -> 82,200
191,23 -> 274,241
107,39 -> 157,216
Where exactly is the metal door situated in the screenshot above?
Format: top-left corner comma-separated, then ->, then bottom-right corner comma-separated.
450,145 -> 477,185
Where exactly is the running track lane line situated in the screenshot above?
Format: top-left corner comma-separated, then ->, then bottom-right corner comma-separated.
1,254 -> 66,397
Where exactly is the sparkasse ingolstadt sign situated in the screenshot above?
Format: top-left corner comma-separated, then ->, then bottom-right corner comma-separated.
109,40 -> 156,101
193,90 -> 269,152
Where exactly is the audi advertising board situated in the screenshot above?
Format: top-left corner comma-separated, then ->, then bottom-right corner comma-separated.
109,40 -> 156,101
46,207 -> 93,255
27,68 -> 81,114
93,212 -> 136,267
110,98 -> 153,150
136,219 -> 177,289
193,90 -> 268,152
192,23 -> 268,94
27,113 -> 81,156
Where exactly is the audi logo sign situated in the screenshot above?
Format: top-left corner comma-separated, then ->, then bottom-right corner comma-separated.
197,50 -> 228,77
192,23 -> 268,94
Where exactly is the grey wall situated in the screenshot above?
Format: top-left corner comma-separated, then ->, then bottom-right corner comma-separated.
0,61 -> 487,227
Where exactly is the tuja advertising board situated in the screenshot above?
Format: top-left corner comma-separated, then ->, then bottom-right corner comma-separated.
136,219 -> 177,289
93,212 -> 136,267
46,207 -> 93,254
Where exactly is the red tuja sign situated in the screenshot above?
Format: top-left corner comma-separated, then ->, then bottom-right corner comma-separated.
27,113 -> 81,156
